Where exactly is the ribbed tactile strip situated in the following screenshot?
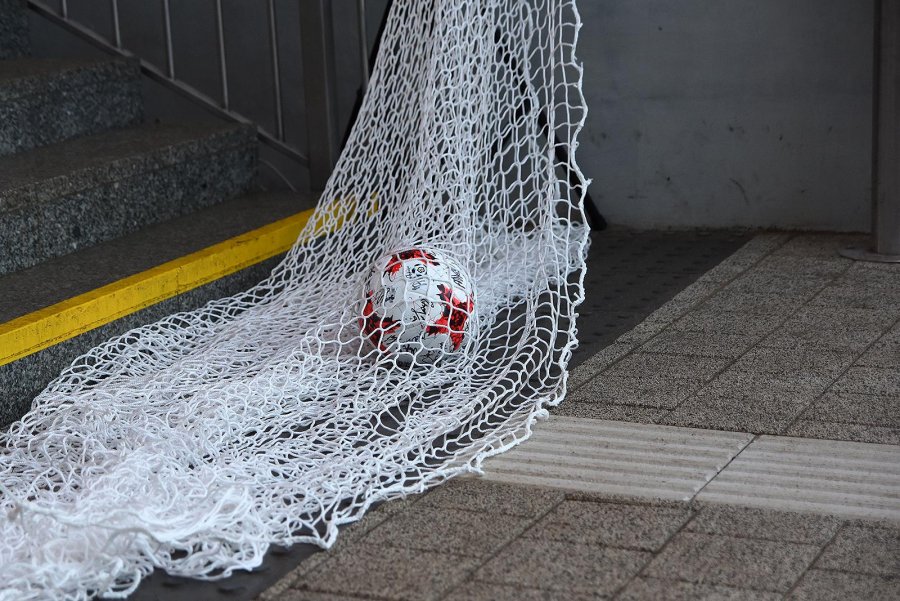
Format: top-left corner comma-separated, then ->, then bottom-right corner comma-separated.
480,416 -> 752,501
698,436 -> 900,521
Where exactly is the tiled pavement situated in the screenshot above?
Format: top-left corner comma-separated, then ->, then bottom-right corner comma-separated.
258,232 -> 900,601
259,479 -> 900,600
563,233 -> 900,444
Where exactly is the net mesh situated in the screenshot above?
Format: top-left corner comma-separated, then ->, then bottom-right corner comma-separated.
0,0 -> 588,598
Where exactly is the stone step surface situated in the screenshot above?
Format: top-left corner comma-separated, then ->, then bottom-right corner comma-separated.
0,122 -> 258,275
0,0 -> 29,59
0,57 -> 142,156
0,190 -> 316,426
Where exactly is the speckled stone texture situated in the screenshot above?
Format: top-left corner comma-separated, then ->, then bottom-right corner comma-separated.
251,481 -> 900,601
0,191 -> 313,323
0,0 -> 29,59
0,123 -> 257,274
0,58 -> 142,156
0,255 -> 281,427
563,233 -> 900,444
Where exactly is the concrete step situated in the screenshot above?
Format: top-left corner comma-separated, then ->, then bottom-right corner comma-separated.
0,122 -> 258,275
0,190 -> 317,426
0,0 -> 29,59
0,57 -> 142,156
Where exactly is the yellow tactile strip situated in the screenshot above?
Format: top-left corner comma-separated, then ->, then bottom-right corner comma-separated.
0,207 -> 327,366
0,194 -> 377,366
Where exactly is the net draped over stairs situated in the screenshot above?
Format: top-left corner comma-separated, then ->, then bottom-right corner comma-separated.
0,1 -> 589,598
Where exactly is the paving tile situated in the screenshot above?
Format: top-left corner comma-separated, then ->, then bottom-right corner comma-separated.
783,419 -> 900,445
642,532 -> 821,592
562,491 -> 691,509
753,254 -> 850,277
728,347 -> 855,383
522,500 -> 693,551
419,477 -> 563,518
832,367 -> 900,396
641,330 -> 759,359
618,577 -> 782,601
702,289 -> 805,315
759,306 -> 895,354
800,392 -> 900,428
815,525 -> 900,577
773,233 -> 867,259
362,505 -> 530,557
568,342 -> 635,389
660,389 -> 810,434
705,369 -> 831,397
790,305 -> 898,331
687,505 -> 841,544
856,330 -> 900,369
810,285 -> 900,312
788,569 -> 900,601
836,266 -> 900,292
299,544 -> 478,601
567,374 -> 702,409
722,271 -> 829,299
603,352 -> 730,383
447,581 -> 602,601
278,591 -> 372,601
669,309 -> 787,338
552,400 -> 669,423
259,497 -> 424,598
473,538 -> 649,596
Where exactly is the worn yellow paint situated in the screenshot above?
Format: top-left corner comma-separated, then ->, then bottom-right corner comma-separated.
0,196 -> 375,366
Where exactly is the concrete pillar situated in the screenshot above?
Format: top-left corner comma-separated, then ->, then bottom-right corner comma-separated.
874,0 -> 899,255
842,0 -> 900,262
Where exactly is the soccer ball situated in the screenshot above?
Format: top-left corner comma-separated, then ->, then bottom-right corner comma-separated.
359,247 -> 476,365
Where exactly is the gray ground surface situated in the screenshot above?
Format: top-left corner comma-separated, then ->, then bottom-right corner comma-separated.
563,232 -> 900,445
126,228 -> 748,601
259,478 -> 900,600
121,231 -> 899,600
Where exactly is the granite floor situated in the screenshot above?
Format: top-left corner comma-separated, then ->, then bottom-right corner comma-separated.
259,478 -> 900,601
256,232 -> 900,600
563,232 -> 900,445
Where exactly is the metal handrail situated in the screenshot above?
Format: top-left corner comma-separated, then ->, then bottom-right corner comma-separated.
27,0 -> 374,192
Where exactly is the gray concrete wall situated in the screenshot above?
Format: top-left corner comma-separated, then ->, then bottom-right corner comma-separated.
578,0 -> 875,231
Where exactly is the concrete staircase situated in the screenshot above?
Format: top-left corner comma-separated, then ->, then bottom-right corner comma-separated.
0,0 -> 316,426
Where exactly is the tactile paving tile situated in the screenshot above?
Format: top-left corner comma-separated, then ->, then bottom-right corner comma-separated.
479,416 -> 753,501
698,436 -> 900,522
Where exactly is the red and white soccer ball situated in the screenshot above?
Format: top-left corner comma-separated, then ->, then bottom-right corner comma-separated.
359,247 -> 476,365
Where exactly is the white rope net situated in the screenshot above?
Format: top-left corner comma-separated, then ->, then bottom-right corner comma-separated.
0,0 -> 588,598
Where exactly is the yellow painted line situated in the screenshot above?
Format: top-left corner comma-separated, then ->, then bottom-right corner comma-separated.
0,196 -> 373,366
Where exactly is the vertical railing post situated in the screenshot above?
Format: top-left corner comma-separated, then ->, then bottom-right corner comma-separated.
841,0 -> 900,263
357,0 -> 370,92
299,0 -> 340,192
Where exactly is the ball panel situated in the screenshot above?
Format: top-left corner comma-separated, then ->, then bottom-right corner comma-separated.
359,247 -> 475,364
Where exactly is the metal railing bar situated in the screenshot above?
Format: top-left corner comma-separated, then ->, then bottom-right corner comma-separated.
356,0 -> 369,90
298,0 -> 339,191
59,0 -> 66,18
161,0 -> 175,78
214,0 -> 229,109
268,0 -> 285,140
26,0 -> 310,169
259,159 -> 298,192
110,0 -> 121,48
